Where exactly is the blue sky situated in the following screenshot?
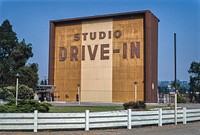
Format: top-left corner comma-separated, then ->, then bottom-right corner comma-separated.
0,0 -> 199,81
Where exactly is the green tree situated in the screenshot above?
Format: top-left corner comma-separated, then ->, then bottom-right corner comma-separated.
18,85 -> 34,99
44,79 -> 47,85
188,61 -> 200,102
0,19 -> 18,85
40,80 -> 44,85
40,78 -> 47,85
158,86 -> 169,94
171,81 -> 180,91
19,63 -> 39,88
0,86 -> 14,100
0,85 -> 34,100
0,19 -> 38,88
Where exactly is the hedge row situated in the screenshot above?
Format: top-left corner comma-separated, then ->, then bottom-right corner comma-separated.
123,101 -> 146,110
0,99 -> 51,113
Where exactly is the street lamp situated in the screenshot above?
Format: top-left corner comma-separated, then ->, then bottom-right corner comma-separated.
15,73 -> 20,105
77,84 -> 80,106
134,81 -> 138,102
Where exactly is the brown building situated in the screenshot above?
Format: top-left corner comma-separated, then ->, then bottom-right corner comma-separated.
48,10 -> 159,103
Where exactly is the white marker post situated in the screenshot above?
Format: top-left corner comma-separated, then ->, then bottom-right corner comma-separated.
77,84 -> 80,106
15,73 -> 19,105
134,81 -> 138,102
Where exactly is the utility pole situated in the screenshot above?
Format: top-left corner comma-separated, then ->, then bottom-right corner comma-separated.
174,33 -> 177,125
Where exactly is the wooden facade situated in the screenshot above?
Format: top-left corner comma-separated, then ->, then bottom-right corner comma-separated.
49,10 -> 159,103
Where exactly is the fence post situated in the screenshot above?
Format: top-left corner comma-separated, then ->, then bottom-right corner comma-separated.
158,108 -> 162,126
183,107 -> 187,124
85,110 -> 89,131
127,109 -> 132,129
34,110 -> 38,132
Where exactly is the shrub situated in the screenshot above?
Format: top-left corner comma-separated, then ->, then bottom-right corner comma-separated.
0,105 -> 18,113
0,105 -> 9,112
37,102 -> 52,112
123,101 -> 146,110
6,98 -> 16,105
0,99 -> 52,113
138,101 -> 146,108
177,95 -> 187,103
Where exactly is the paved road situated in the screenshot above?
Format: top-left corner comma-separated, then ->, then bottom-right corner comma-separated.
50,101 -> 123,106
1,122 -> 200,135
50,102 -> 200,109
178,103 -> 200,109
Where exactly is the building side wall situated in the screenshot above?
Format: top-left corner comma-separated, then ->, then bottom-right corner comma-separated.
48,22 -> 55,85
150,13 -> 158,102
144,12 -> 158,103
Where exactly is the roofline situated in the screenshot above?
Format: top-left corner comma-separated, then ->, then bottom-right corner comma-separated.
50,10 -> 159,24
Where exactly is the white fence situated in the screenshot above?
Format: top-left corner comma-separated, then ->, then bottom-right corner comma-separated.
0,108 -> 200,132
